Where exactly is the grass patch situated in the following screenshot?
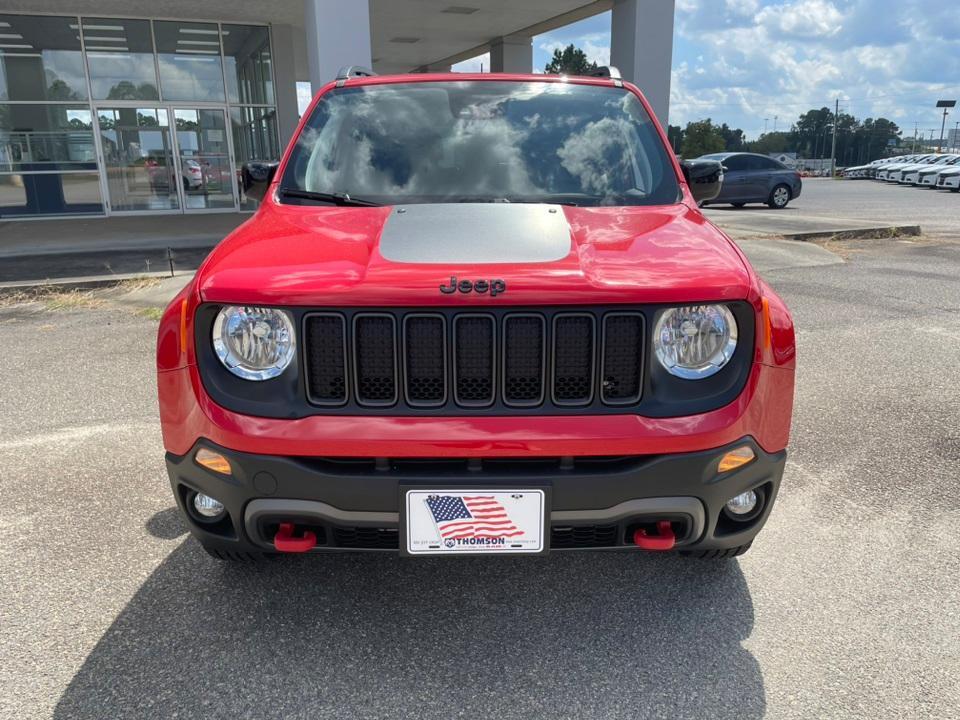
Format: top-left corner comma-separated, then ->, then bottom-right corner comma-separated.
42,289 -> 106,311
111,276 -> 163,292
135,306 -> 165,321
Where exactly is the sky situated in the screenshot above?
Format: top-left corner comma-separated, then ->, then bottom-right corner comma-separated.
448,0 -> 960,140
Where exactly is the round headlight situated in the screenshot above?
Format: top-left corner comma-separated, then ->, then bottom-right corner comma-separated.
654,304 -> 737,379
212,306 -> 296,381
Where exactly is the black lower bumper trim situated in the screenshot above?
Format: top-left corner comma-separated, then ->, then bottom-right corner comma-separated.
166,437 -> 785,555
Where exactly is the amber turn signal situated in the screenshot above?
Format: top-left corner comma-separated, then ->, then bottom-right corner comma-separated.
195,448 -> 232,475
718,446 -> 756,473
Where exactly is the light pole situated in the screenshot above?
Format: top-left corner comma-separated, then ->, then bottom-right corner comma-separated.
763,118 -> 768,135
936,100 -> 956,152
829,98 -> 838,178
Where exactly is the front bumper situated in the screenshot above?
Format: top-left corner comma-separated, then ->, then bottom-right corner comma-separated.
167,437 -> 785,555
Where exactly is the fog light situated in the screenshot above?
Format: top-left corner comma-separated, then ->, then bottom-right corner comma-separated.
725,490 -> 757,516
193,492 -> 225,519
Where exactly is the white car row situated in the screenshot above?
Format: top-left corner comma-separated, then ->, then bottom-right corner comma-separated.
843,153 -> 960,191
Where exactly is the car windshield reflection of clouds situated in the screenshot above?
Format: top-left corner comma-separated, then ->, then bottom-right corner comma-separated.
283,82 -> 679,206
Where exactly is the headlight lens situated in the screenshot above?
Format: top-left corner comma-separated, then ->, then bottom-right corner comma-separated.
654,304 -> 737,379
212,306 -> 296,380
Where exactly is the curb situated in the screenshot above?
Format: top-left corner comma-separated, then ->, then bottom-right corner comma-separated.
0,270 -> 195,294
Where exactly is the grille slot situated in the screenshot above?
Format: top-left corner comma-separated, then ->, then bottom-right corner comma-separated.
304,314 -> 348,405
552,314 -> 596,405
502,314 -> 545,406
601,313 -> 644,405
454,314 -> 496,407
352,314 -> 398,406
403,314 -> 447,407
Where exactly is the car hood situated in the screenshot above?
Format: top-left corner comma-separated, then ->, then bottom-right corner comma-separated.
197,200 -> 755,307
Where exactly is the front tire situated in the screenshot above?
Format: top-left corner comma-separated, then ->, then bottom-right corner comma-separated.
768,184 -> 791,209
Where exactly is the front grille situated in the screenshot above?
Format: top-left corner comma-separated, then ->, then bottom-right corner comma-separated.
304,309 -> 645,411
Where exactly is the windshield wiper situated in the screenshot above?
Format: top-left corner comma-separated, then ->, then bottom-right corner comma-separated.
279,188 -> 382,207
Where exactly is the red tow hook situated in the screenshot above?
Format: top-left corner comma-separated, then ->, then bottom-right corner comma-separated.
274,523 -> 317,553
633,520 -> 676,551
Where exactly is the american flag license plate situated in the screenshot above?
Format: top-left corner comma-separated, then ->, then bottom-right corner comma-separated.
404,489 -> 546,555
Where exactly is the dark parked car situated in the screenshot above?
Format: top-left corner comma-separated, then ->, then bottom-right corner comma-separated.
698,152 -> 802,209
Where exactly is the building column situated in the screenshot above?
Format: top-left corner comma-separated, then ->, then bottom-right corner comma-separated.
271,24 -> 301,146
304,0 -> 372,92
489,35 -> 532,73
610,0 -> 675,128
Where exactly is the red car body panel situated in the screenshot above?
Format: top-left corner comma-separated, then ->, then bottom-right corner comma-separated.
157,72 -> 796,465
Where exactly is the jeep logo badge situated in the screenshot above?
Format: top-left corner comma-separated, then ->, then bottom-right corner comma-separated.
439,276 -> 506,297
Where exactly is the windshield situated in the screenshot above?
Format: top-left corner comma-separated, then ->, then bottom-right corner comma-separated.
280,81 -> 680,207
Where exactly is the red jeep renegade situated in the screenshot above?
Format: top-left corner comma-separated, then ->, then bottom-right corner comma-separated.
157,67 -> 795,560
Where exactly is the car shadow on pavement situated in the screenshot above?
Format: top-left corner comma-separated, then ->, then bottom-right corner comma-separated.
54,534 -> 764,719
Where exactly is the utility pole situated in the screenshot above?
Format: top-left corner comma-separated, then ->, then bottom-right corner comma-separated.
773,115 -> 778,132
763,118 -> 768,134
912,121 -> 918,152
954,121 -> 959,151
936,100 -> 957,152
829,98 -> 838,178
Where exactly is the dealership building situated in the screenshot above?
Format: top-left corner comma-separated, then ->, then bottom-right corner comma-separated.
0,0 -> 675,220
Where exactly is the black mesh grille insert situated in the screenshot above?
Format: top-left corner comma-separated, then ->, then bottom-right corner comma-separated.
503,315 -> 544,405
404,315 -> 446,405
304,315 -> 347,404
353,315 -> 397,405
333,527 -> 399,549
602,313 -> 644,404
553,314 -> 595,404
551,525 -> 619,548
455,315 -> 495,405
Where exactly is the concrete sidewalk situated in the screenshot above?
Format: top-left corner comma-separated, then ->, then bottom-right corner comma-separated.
0,213 -> 245,285
0,213 -> 245,258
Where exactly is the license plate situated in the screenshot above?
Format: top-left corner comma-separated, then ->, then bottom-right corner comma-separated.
404,489 -> 546,555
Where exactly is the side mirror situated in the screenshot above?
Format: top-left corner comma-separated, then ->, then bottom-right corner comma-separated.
681,159 -> 724,204
241,161 -> 279,203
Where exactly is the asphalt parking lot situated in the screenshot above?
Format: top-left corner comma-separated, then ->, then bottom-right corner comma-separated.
703,177 -> 960,240
2,230 -> 958,719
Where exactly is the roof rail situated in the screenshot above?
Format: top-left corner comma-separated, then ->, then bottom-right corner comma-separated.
335,65 -> 377,87
588,66 -> 623,86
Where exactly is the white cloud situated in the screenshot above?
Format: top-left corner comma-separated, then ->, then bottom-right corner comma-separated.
670,0 -> 960,137
754,0 -> 843,38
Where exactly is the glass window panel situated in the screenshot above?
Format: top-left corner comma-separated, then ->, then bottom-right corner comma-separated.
0,104 -> 96,172
83,18 -> 159,100
97,106 -> 180,212
230,105 -> 279,209
174,108 -> 235,210
0,172 -> 102,217
0,14 -> 88,101
154,21 -> 225,102
222,25 -> 274,105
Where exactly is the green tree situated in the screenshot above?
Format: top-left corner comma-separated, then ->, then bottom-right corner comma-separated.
680,119 -> 725,158
667,124 -> 685,153
543,44 -> 598,76
746,131 -> 792,154
718,123 -> 746,152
